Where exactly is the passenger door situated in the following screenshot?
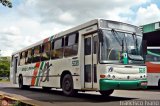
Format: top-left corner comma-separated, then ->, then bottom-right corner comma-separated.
12,56 -> 18,84
84,33 -> 98,89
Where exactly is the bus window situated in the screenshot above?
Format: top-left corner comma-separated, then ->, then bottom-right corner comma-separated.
64,33 -> 78,57
93,35 -> 98,54
146,49 -> 160,62
32,45 -> 41,63
41,42 -> 51,61
26,49 -> 32,64
19,51 -> 26,65
51,38 -> 64,59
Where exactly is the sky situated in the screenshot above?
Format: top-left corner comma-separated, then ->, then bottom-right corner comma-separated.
0,0 -> 160,56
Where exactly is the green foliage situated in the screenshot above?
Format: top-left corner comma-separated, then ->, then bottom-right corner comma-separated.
0,0 -> 12,8
0,57 -> 10,77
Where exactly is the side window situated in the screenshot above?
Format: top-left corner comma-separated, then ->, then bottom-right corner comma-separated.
41,42 -> 51,61
64,33 -> 79,57
85,37 -> 91,55
26,49 -> 32,64
32,45 -> 41,63
19,51 -> 26,65
93,35 -> 98,54
51,38 -> 64,59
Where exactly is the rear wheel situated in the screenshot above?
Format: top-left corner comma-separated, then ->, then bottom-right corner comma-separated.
99,89 -> 114,96
19,76 -> 24,89
62,74 -> 77,96
19,76 -> 29,89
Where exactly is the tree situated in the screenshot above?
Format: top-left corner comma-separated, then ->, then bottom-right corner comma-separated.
0,56 -> 10,77
0,0 -> 12,8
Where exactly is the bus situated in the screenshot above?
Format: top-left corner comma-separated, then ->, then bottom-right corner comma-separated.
10,19 -> 147,96
145,47 -> 160,87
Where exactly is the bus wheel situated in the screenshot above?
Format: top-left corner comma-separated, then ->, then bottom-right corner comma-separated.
19,76 -> 24,89
19,76 -> 29,89
158,80 -> 160,88
62,74 -> 77,96
99,89 -> 114,96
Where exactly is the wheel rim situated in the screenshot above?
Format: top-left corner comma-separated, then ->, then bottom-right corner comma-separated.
64,78 -> 71,91
19,77 -> 22,88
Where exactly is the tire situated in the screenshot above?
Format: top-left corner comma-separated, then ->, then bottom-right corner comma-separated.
62,74 -> 77,96
158,79 -> 160,89
99,89 -> 114,96
19,76 -> 29,89
19,76 -> 24,89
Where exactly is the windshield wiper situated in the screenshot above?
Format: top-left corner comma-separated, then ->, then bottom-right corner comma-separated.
111,29 -> 127,64
111,29 -> 125,52
132,33 -> 139,55
111,29 -> 122,46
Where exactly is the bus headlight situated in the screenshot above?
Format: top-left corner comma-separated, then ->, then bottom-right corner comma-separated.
108,74 -> 111,78
144,75 -> 146,78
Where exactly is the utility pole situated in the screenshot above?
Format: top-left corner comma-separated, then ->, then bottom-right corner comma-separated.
0,0 -> 12,8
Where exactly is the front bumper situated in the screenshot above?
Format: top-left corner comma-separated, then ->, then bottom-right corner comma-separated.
100,79 -> 147,91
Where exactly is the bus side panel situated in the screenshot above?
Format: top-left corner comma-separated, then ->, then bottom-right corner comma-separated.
16,59 -> 81,89
147,73 -> 160,86
17,63 -> 35,86
10,67 -> 14,83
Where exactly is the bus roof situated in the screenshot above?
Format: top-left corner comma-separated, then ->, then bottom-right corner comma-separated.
12,19 -> 99,55
12,19 -> 139,55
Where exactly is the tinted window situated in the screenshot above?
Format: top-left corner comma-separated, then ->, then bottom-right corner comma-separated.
41,42 -> 51,61
51,38 -> 64,59
26,49 -> 32,64
85,37 -> 91,55
93,35 -> 98,54
64,33 -> 79,57
146,49 -> 160,62
32,46 -> 41,62
19,51 -> 26,65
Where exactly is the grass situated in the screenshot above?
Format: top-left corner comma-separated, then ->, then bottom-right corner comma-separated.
0,79 -> 10,82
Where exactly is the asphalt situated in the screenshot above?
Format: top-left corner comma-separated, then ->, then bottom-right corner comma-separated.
0,82 -> 160,106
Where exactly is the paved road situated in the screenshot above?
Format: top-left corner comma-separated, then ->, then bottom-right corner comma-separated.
0,82 -> 160,106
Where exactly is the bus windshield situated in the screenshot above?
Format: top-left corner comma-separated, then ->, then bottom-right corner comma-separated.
100,29 -> 143,64
146,48 -> 160,62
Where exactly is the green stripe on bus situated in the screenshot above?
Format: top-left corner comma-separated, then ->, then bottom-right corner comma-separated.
35,62 -> 44,86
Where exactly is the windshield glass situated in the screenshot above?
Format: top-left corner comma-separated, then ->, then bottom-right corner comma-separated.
100,29 -> 143,64
146,49 -> 160,62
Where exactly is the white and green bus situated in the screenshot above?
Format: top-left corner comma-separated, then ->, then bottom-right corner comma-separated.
10,19 -> 147,96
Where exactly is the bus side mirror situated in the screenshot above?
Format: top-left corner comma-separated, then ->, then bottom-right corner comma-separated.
142,40 -> 147,55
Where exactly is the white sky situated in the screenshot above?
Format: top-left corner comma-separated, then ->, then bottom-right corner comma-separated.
0,0 -> 160,56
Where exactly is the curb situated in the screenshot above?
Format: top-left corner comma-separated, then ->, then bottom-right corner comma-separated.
0,94 -> 37,106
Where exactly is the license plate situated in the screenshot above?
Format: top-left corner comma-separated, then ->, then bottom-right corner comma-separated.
141,82 -> 147,86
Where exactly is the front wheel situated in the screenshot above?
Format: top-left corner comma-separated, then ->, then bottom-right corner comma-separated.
62,74 -> 77,96
99,89 -> 114,96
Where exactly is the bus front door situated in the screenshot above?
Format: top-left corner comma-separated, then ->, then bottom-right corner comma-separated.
84,33 -> 98,89
12,56 -> 18,84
